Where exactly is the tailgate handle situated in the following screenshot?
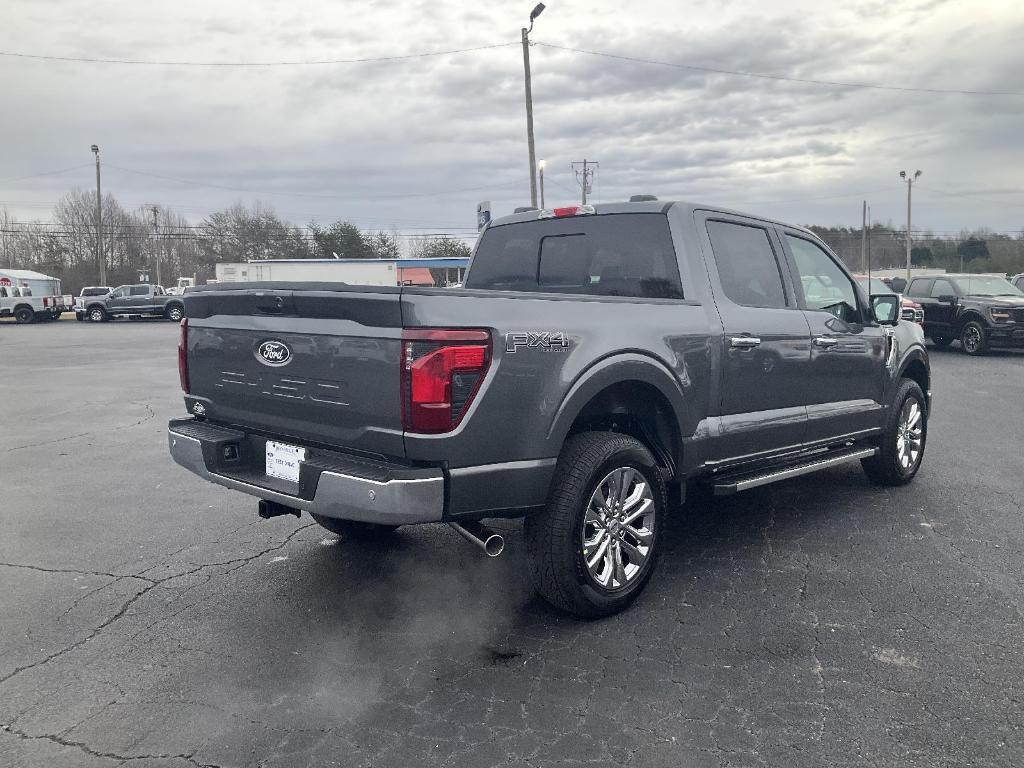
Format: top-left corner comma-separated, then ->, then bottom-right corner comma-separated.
255,295 -> 287,314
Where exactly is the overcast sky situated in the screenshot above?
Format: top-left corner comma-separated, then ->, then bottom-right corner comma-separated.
2,0 -> 1023,237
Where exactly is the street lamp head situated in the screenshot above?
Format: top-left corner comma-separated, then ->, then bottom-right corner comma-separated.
538,159 -> 546,170
914,170 -> 922,179
899,170 -> 906,179
91,144 -> 99,154
530,3 -> 545,22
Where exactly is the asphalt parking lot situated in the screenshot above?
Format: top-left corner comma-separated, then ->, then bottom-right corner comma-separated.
2,318 -> 1022,768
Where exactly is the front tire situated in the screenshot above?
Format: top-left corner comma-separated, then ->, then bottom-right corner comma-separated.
88,306 -> 107,322
862,378 -> 927,486
959,320 -> 988,355
525,432 -> 665,619
310,513 -> 398,540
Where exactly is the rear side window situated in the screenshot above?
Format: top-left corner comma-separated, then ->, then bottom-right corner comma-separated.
706,221 -> 787,309
930,279 -> 955,298
465,213 -> 684,299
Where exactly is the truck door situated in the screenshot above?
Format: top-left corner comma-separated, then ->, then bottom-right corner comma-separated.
128,285 -> 152,312
696,212 -> 812,462
106,286 -> 130,315
777,230 -> 887,443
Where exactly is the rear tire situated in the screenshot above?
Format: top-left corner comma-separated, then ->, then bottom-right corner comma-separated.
165,304 -> 184,322
959,320 -> 988,355
930,334 -> 953,348
14,307 -> 34,324
525,432 -> 665,619
862,378 -> 927,486
310,513 -> 398,539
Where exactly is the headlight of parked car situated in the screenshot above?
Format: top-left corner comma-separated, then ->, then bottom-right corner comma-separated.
989,308 -> 1013,323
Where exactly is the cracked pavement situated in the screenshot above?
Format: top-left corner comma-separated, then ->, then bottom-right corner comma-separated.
1,320 -> 1022,767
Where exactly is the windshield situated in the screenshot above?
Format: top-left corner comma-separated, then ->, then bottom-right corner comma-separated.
854,277 -> 895,295
952,276 -> 1023,297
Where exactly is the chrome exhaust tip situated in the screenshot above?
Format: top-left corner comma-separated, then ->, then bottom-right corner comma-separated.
449,522 -> 504,557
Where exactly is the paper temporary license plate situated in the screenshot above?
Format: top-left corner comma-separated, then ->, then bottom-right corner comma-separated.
265,440 -> 306,483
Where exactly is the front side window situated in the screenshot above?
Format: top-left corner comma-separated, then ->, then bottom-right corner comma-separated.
906,279 -> 931,298
109,287 -> 128,299
706,221 -> 787,309
786,235 -> 860,322
930,279 -> 956,298
130,286 -> 149,296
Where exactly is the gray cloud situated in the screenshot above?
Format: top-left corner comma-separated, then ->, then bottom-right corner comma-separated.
1,0 -> 1022,235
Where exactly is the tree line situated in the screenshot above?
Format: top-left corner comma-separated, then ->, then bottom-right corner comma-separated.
0,189 -> 472,292
808,222 -> 1024,277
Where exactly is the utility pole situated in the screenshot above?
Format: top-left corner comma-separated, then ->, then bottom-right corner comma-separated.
899,169 -> 921,283
866,205 -> 872,281
521,4 -> 545,208
538,159 -> 546,209
92,144 -> 106,285
572,159 -> 598,205
860,200 -> 867,273
150,205 -> 161,287
1,209 -> 10,268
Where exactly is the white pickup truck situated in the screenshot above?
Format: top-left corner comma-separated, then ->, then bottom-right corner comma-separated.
0,285 -> 62,323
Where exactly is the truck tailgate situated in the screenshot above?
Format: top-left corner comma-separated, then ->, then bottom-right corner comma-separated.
183,285 -> 405,458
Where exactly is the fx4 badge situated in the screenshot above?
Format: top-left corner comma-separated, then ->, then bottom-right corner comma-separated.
505,331 -> 570,353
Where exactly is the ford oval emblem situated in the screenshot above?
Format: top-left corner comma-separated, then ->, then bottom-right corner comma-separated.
257,340 -> 292,366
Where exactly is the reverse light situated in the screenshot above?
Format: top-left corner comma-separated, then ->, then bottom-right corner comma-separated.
178,318 -> 189,394
401,329 -> 491,433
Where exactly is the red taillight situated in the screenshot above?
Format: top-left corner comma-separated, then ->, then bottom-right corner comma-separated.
43,297 -> 49,308
401,328 -> 491,433
553,206 -> 579,217
178,318 -> 189,394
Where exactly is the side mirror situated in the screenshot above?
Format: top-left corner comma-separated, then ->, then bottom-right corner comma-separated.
871,294 -> 900,326
937,294 -> 957,304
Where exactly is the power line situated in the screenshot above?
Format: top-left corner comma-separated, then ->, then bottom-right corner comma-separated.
105,164 -> 526,201
0,163 -> 92,185
0,42 -> 518,67
534,42 -> 1024,97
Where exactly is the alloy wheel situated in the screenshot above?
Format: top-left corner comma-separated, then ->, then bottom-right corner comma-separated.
962,325 -> 982,353
896,398 -> 924,471
581,466 -> 656,591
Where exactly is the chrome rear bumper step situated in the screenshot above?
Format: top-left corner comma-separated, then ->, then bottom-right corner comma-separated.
710,447 -> 878,495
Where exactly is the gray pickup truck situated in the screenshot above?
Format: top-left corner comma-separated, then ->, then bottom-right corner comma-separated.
83,283 -> 184,322
168,199 -> 930,617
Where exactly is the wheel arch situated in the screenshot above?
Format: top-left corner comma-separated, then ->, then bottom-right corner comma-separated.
547,353 -> 687,477
955,310 -> 988,335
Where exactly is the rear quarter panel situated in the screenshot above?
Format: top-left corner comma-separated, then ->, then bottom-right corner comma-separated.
400,289 -> 719,469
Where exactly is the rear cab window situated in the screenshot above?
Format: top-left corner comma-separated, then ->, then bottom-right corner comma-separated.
465,213 -> 684,299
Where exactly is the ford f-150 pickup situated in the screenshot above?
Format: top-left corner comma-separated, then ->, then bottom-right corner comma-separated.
168,199 -> 931,617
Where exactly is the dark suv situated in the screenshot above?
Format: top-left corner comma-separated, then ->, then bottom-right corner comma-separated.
906,273 -> 1024,354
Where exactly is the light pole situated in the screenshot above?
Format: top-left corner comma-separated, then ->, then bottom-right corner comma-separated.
538,159 -> 546,209
92,144 -> 106,285
899,169 -> 921,284
522,3 -> 545,208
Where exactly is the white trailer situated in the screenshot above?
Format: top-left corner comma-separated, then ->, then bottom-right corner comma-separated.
215,260 -> 397,285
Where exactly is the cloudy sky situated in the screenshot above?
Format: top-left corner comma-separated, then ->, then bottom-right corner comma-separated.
2,0 -> 1023,238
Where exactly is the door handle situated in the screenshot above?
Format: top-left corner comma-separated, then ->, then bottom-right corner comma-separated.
730,336 -> 761,349
813,336 -> 839,348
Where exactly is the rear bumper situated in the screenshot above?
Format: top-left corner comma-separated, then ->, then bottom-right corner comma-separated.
167,418 -> 444,525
